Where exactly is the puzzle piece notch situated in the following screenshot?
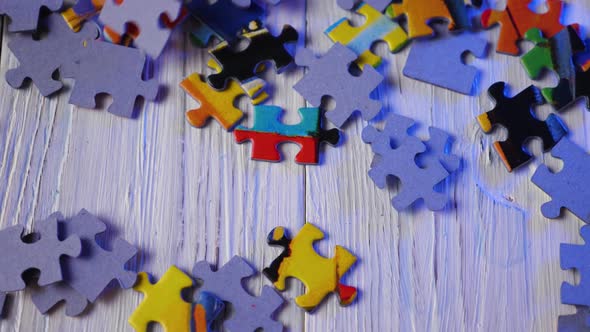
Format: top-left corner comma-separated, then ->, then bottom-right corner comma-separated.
129,266 -> 194,332
234,106 -> 341,164
6,13 -> 99,97
476,82 -> 568,172
193,256 -> 284,332
326,3 -> 409,69
481,0 -> 564,55
403,29 -> 488,95
0,0 -> 64,32
561,225 -> 590,307
207,25 -> 298,90
263,224 -> 357,311
293,43 -> 383,128
531,138 -> 590,223
0,213 -> 81,292
98,0 -> 182,58
386,0 -> 456,38
362,114 -> 456,210
63,40 -> 158,118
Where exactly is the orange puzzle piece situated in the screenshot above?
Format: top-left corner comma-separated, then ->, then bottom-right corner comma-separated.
387,0 -> 454,38
481,0 -> 564,55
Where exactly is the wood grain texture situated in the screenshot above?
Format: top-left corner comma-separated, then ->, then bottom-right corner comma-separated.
0,0 -> 589,331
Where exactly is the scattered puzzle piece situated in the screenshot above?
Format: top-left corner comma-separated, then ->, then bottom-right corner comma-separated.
193,256 -> 284,332
386,0 -> 454,38
63,40 -> 158,118
326,3 -> 409,68
263,223 -> 357,311
293,43 -> 383,128
31,282 -> 88,316
6,13 -> 98,97
362,114 -> 457,210
0,0 -> 63,32
234,105 -> 340,164
129,266 -> 194,332
532,138 -> 590,222
477,82 -> 568,171
543,65 -> 590,112
481,0 -> 564,55
403,29 -> 487,95
207,25 -> 298,90
99,0 -> 182,58
561,225 -> 590,307
558,306 -> 590,332
0,213 -> 81,292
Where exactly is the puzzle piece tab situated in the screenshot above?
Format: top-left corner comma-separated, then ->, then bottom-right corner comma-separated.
0,0 -> 63,32
561,225 -> 590,307
234,106 -> 341,164
64,40 -> 158,118
0,213 -> 81,292
386,0 -> 454,38
207,25 -> 298,90
264,223 -> 357,311
99,0 -> 182,58
293,43 -> 383,128
193,256 -> 284,332
6,13 -> 98,97
477,82 -> 568,172
481,0 -> 564,55
532,138 -> 590,223
31,282 -> 88,316
326,3 -> 408,69
403,30 -> 487,95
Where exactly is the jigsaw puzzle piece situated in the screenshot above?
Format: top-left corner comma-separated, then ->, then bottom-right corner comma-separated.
129,266 -> 194,332
293,43 -> 383,127
481,0 -> 564,55
234,106 -> 340,164
64,40 -> 158,118
0,213 -> 81,292
264,224 -> 357,311
561,225 -> 590,307
0,0 -> 63,32
543,65 -> 590,112
477,82 -> 568,171
6,13 -> 98,96
31,282 -> 88,316
192,292 -> 225,332
99,0 -> 182,58
403,30 -> 487,95
326,3 -> 408,69
532,138 -> 590,222
386,0 -> 454,38
207,25 -> 298,90
193,256 -> 284,332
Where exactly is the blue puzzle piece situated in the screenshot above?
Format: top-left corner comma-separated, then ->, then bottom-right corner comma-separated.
532,138 -> 590,223
403,30 -> 488,95
236,105 -> 320,137
561,225 -> 590,307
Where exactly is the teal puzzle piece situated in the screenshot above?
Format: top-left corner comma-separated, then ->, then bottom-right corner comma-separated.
237,105 -> 321,137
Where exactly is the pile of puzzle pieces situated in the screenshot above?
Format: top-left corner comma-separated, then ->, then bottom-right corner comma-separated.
0,210 -> 138,318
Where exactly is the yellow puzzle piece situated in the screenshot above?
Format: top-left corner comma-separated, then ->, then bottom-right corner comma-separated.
180,73 -> 266,130
387,0 -> 454,38
326,3 -> 408,68
263,223 -> 358,311
128,266 -> 194,332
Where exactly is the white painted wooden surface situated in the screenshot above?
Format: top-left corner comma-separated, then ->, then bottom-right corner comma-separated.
0,1 -> 589,331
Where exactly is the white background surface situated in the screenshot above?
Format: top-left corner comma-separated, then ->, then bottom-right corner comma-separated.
0,0 -> 589,331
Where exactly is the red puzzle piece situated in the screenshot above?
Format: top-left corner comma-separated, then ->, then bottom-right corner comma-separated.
234,131 -> 320,164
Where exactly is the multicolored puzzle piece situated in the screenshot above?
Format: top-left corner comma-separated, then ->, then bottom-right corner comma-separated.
263,223 -> 357,311
325,3 -> 408,69
234,105 -> 340,164
481,0 -> 564,55
477,82 -> 568,172
386,0 -> 454,38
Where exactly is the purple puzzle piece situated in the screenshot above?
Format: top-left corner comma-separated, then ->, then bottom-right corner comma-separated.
293,43 -> 383,128
99,0 -> 181,58
403,30 -> 488,95
532,138 -> 590,223
362,114 -> 455,211
0,213 -> 81,292
63,40 -> 159,118
31,210 -> 137,316
558,306 -> 590,332
193,256 -> 284,332
6,13 -> 98,96
0,0 -> 63,32
561,225 -> 590,307
337,0 -> 391,11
